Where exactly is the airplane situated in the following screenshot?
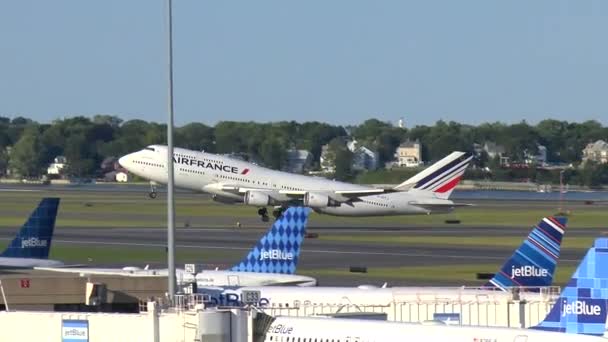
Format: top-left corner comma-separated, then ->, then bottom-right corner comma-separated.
201,216 -> 567,307
0,198 -> 63,268
118,145 -> 473,221
37,207 -> 317,287
263,237 -> 608,341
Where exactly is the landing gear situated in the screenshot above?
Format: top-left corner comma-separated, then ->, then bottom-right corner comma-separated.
149,182 -> 157,199
272,207 -> 285,219
258,207 -> 269,222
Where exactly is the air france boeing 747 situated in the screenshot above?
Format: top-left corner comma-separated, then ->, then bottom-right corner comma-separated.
119,145 -> 472,220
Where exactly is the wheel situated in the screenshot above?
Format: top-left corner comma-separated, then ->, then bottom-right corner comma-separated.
261,215 -> 270,222
272,208 -> 284,219
257,207 -> 268,216
149,191 -> 157,199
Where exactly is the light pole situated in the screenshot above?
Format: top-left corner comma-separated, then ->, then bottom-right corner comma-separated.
165,0 -> 176,300
559,170 -> 565,214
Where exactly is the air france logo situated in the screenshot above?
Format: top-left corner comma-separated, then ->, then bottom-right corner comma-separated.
561,300 -> 602,317
21,237 -> 48,248
259,249 -> 294,261
173,156 -> 239,174
510,265 -> 548,279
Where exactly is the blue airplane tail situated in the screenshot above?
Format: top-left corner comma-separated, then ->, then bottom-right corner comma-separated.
532,238 -> 608,336
0,198 -> 60,259
485,216 -> 566,291
230,207 -> 310,274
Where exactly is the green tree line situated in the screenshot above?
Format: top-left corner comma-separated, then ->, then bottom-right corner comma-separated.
0,115 -> 607,185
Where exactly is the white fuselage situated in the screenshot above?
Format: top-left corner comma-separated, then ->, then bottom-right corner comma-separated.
208,285 -> 550,308
265,316 -> 602,342
119,145 -> 453,216
0,257 -> 63,269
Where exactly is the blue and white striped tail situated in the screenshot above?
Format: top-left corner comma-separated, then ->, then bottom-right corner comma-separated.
395,151 -> 473,199
230,207 -> 310,274
485,216 -> 566,291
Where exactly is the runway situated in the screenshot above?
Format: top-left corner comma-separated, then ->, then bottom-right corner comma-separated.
0,187 -> 604,286
0,224 -> 593,286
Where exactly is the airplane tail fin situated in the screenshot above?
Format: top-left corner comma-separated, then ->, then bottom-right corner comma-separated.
0,198 -> 60,259
484,216 -> 566,291
230,207 -> 311,274
394,151 -> 473,199
532,238 -> 608,336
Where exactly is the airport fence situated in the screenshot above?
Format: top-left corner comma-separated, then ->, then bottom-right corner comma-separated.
259,286 -> 560,328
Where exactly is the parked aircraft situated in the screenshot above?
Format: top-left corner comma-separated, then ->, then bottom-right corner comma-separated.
263,237 -> 608,341
37,207 -> 317,287
118,145 -> 473,221
202,216 -> 567,306
0,198 -> 63,269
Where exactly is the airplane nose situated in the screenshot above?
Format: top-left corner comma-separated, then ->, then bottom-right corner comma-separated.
118,154 -> 131,169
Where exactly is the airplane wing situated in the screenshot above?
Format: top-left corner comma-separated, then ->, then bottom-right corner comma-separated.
213,183 -> 388,204
34,266 -> 168,277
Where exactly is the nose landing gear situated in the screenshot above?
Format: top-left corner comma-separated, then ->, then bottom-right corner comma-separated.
149,182 -> 157,199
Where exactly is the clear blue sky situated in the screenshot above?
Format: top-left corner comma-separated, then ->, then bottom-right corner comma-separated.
1,1 -> 607,126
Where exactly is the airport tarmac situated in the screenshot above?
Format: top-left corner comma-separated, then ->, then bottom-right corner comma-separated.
0,187 -> 604,286
0,223 -> 594,286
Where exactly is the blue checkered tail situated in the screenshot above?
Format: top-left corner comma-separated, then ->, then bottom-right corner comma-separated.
229,207 -> 310,274
0,198 -> 60,259
532,238 -> 608,336
484,216 -> 566,291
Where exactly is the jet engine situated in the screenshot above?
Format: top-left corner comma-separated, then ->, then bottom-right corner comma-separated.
212,194 -> 239,204
303,192 -> 339,208
244,191 -> 276,206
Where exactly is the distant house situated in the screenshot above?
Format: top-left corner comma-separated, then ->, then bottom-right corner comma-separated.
284,149 -> 312,174
582,140 -> 608,164
116,171 -> 129,183
483,142 -> 505,159
394,140 -> 423,168
483,142 -> 510,166
47,156 -> 67,176
525,144 -> 548,166
319,144 -> 335,173
347,140 -> 378,171
100,157 -> 119,173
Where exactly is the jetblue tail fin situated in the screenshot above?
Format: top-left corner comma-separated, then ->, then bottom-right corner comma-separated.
230,207 -> 310,274
532,238 -> 608,336
0,198 -> 60,259
485,216 -> 566,291
394,151 -> 473,199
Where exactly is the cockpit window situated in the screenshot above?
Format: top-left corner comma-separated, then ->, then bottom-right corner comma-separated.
144,147 -> 155,152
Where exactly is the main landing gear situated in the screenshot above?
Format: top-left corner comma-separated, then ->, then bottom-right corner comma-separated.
149,182 -> 157,199
272,207 -> 285,219
258,208 -> 269,222
257,207 -> 286,221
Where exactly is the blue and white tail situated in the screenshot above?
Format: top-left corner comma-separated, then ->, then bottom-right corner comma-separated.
230,207 -> 311,274
394,151 -> 473,199
485,216 -> 566,291
532,238 -> 608,336
0,198 -> 60,259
